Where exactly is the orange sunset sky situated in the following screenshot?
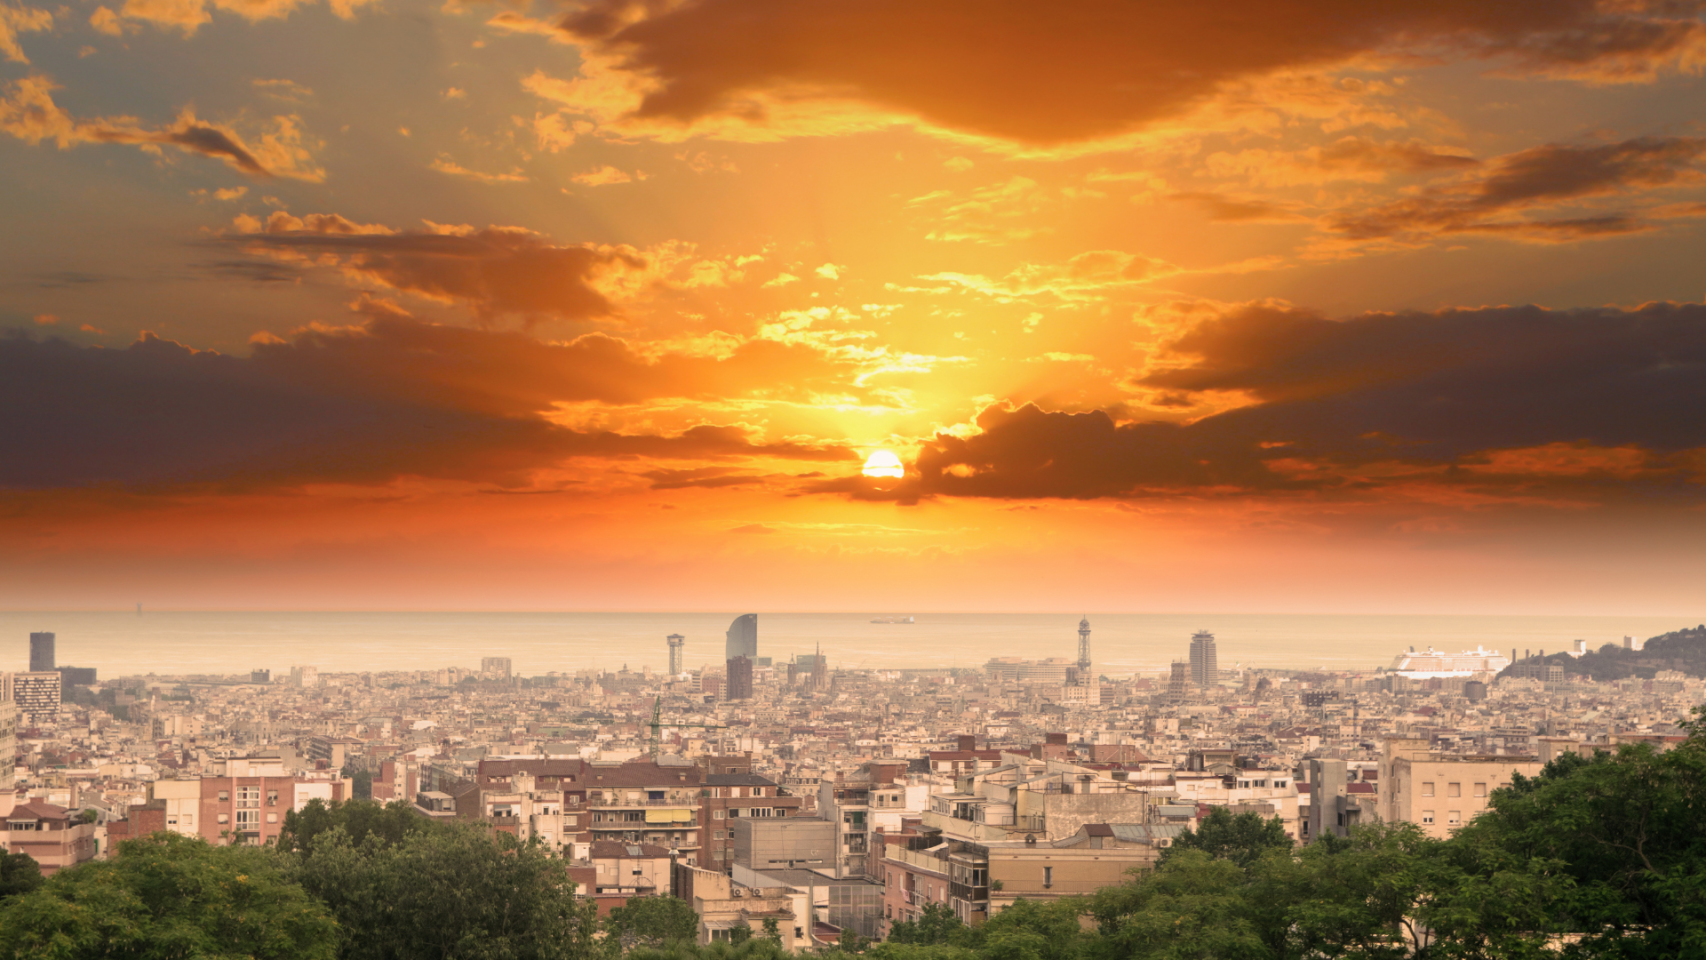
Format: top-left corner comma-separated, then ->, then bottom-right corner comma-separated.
4,0 -> 1706,613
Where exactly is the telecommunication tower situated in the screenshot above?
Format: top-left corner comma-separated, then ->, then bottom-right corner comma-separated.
1077,616 -> 1092,673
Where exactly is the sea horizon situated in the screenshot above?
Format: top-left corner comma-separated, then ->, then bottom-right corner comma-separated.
3,610 -> 1693,680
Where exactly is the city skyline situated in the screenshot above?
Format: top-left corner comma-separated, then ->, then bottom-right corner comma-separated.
2,3 -> 1706,613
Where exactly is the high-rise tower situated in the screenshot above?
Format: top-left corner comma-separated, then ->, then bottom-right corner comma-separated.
726,655 -> 753,700
1076,617 -> 1092,673
29,632 -> 54,672
667,634 -> 685,675
1189,630 -> 1218,688
725,614 -> 758,660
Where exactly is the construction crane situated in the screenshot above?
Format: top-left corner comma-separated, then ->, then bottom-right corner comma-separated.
647,696 -> 726,760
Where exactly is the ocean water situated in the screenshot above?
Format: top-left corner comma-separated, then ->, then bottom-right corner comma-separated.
0,611 -> 1693,679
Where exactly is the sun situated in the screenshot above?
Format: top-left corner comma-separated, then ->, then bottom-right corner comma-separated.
861,449 -> 905,479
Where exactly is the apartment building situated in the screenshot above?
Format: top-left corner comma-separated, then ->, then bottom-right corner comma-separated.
149,757 -> 347,846
583,759 -> 705,862
2,800 -> 97,875
585,840 -> 674,914
13,671 -> 61,725
0,676 -> 15,791
1377,738 -> 1546,839
700,770 -> 802,871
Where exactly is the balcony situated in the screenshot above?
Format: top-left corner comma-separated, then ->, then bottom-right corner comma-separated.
588,798 -> 700,809
949,881 -> 988,903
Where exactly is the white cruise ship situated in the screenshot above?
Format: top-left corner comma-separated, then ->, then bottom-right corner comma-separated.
1390,645 -> 1511,678
871,615 -> 914,624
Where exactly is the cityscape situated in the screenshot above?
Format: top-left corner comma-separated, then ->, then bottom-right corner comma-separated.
4,614 -> 1703,949
4,0 -> 1706,955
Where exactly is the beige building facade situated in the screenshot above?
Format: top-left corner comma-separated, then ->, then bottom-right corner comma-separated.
1377,738 -> 1545,839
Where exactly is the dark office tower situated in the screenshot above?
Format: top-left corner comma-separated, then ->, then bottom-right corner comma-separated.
725,614 -> 758,660
57,666 -> 97,686
29,633 -> 55,672
1189,630 -> 1218,688
726,655 -> 754,701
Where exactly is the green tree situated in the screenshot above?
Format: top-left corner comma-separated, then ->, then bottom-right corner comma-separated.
606,895 -> 701,949
626,940 -> 789,960
728,922 -> 753,945
0,850 -> 42,902
276,797 -> 431,855
0,832 -> 337,960
1448,738 -> 1706,958
1163,807 -> 1293,870
760,918 -> 781,945
1088,852 -> 1266,960
886,903 -> 968,946
295,822 -> 599,960
966,896 -> 1091,960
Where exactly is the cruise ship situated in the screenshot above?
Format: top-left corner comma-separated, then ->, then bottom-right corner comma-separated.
871,615 -> 914,624
1390,645 -> 1511,678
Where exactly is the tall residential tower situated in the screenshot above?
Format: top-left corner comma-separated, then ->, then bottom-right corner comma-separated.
1189,630 -> 1218,688
667,634 -> 685,675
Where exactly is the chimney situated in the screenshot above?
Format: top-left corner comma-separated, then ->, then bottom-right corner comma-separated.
956,735 -> 976,752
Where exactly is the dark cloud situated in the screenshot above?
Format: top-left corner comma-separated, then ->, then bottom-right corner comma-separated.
0,327 -> 855,491
560,0 -> 1706,144
233,213 -> 637,323
1168,192 -> 1308,223
245,312 -> 848,413
642,467 -> 768,490
1327,136 -> 1706,241
105,121 -> 267,175
198,259 -> 303,284
1,75 -> 321,180
897,300 -> 1706,501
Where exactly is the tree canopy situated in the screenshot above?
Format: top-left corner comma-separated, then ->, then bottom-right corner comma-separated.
295,819 -> 599,960
0,832 -> 338,960
1162,806 -> 1293,870
606,894 -> 702,950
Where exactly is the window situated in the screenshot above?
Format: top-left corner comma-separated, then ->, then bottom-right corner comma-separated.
267,813 -> 278,824
218,790 -> 230,802
1473,783 -> 1487,798
714,810 -> 725,820
236,809 -> 260,827
1447,810 -> 1461,825
218,813 -> 230,824
1422,810 -> 1434,824
1043,866 -> 1053,889
1447,783 -> 1461,798
714,831 -> 724,840
1421,782 -> 1434,797
267,790 -> 279,806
